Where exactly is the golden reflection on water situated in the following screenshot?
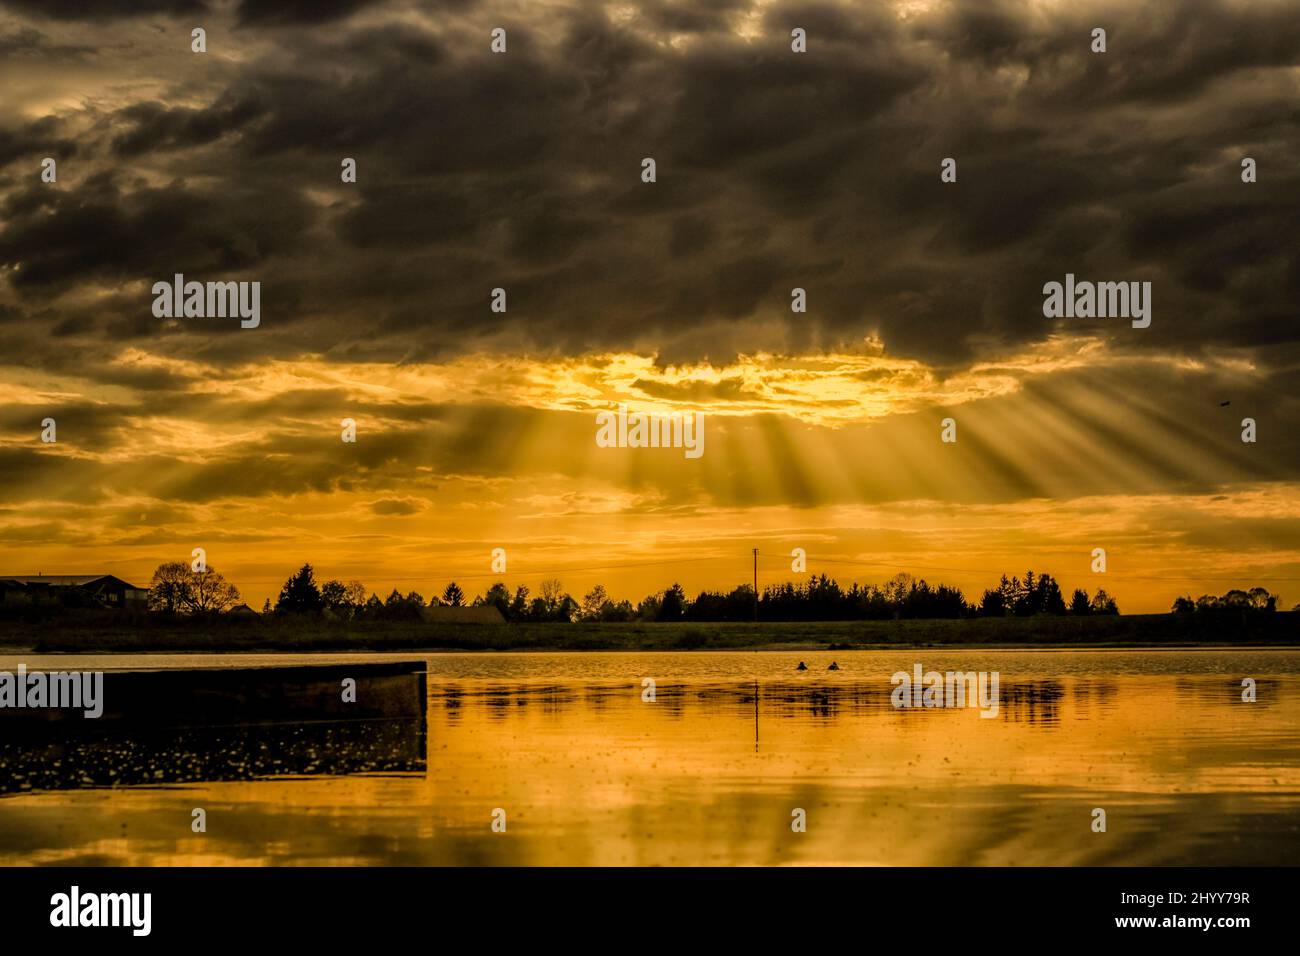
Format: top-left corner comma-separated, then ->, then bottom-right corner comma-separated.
1,650 -> 1298,866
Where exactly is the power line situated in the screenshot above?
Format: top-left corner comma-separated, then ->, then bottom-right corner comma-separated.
340,553 -> 744,583
763,554 -> 1300,583
247,550 -> 1300,590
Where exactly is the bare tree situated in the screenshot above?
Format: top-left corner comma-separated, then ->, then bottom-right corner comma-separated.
580,584 -> 609,621
539,578 -> 564,609
148,561 -> 240,614
186,567 -> 241,613
148,562 -> 193,614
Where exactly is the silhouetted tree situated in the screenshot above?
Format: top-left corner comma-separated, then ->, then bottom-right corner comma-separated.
580,584 -> 609,621
600,599 -> 637,622
1026,572 -> 1066,615
1248,587 -> 1277,611
321,580 -> 349,614
1177,587 -> 1277,619
148,560 -> 240,614
442,582 -> 465,607
539,578 -> 563,610
555,593 -> 580,622
658,583 -> 686,622
276,564 -> 323,614
686,585 -> 755,622
188,567 -> 241,613
509,585 -> 530,621
637,593 -> 662,622
517,579 -> 577,622
148,561 -> 193,614
477,582 -> 512,618
979,588 -> 1007,617
1089,589 -> 1119,615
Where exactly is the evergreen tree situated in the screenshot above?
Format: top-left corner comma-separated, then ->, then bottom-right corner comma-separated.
275,563 -> 323,613
658,583 -> 687,621
442,582 -> 465,607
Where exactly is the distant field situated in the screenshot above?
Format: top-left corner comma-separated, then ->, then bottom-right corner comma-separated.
1,611 -> 1296,653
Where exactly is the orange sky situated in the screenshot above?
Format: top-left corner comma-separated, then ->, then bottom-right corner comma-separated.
2,1 -> 1299,612
4,336 -> 1297,612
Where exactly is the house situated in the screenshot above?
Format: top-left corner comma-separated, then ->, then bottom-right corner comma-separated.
419,604 -> 506,624
0,575 -> 149,610
227,603 -> 259,617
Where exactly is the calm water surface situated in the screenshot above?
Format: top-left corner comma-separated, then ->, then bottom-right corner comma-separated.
1,649 -> 1298,866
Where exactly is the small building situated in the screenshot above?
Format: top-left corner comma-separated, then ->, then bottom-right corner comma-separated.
420,604 -> 505,624
0,574 -> 148,610
227,603 -> 259,617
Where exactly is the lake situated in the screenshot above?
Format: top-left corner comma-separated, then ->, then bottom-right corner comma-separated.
1,649 -> 1297,866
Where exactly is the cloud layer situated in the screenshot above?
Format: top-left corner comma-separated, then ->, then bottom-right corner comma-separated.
1,0 -> 1297,609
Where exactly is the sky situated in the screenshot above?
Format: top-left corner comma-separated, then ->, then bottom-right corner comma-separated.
1,0 -> 1298,612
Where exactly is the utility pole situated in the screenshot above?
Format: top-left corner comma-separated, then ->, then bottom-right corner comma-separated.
752,548 -> 759,622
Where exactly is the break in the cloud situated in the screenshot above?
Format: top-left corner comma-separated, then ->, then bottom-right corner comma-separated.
0,0 -> 1297,610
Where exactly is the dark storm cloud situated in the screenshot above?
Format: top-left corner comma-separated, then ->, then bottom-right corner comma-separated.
110,97 -> 267,157
0,414 -> 510,507
0,25 -> 93,58
640,0 -> 752,35
369,497 -> 424,515
0,400 -> 146,451
235,0 -> 398,27
0,169 -> 314,294
631,376 -> 759,402
0,0 -> 208,20
1,0 -> 1298,367
0,116 -> 79,168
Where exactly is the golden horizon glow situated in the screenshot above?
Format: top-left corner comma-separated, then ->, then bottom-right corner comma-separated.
2,0 -> 1298,616
3,336 -> 1296,613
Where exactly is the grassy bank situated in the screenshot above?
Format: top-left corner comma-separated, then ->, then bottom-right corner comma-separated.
0,611 -> 1296,653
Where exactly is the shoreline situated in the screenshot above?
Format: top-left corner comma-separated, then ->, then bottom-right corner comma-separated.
3,611 -> 1295,655
1,644 -> 1298,657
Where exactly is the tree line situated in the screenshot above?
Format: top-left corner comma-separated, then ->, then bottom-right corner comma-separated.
1171,587 -> 1280,615
143,561 -> 1150,622
141,559 -> 1290,624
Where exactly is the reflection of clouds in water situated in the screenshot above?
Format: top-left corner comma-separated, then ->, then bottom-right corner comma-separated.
1173,676 -> 1281,709
0,662 -> 428,794
0,722 -> 426,795
432,678 -> 1073,725
1,653 -> 1298,865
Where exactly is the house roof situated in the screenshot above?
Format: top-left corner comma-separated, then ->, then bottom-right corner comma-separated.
0,574 -> 143,590
420,604 -> 506,624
